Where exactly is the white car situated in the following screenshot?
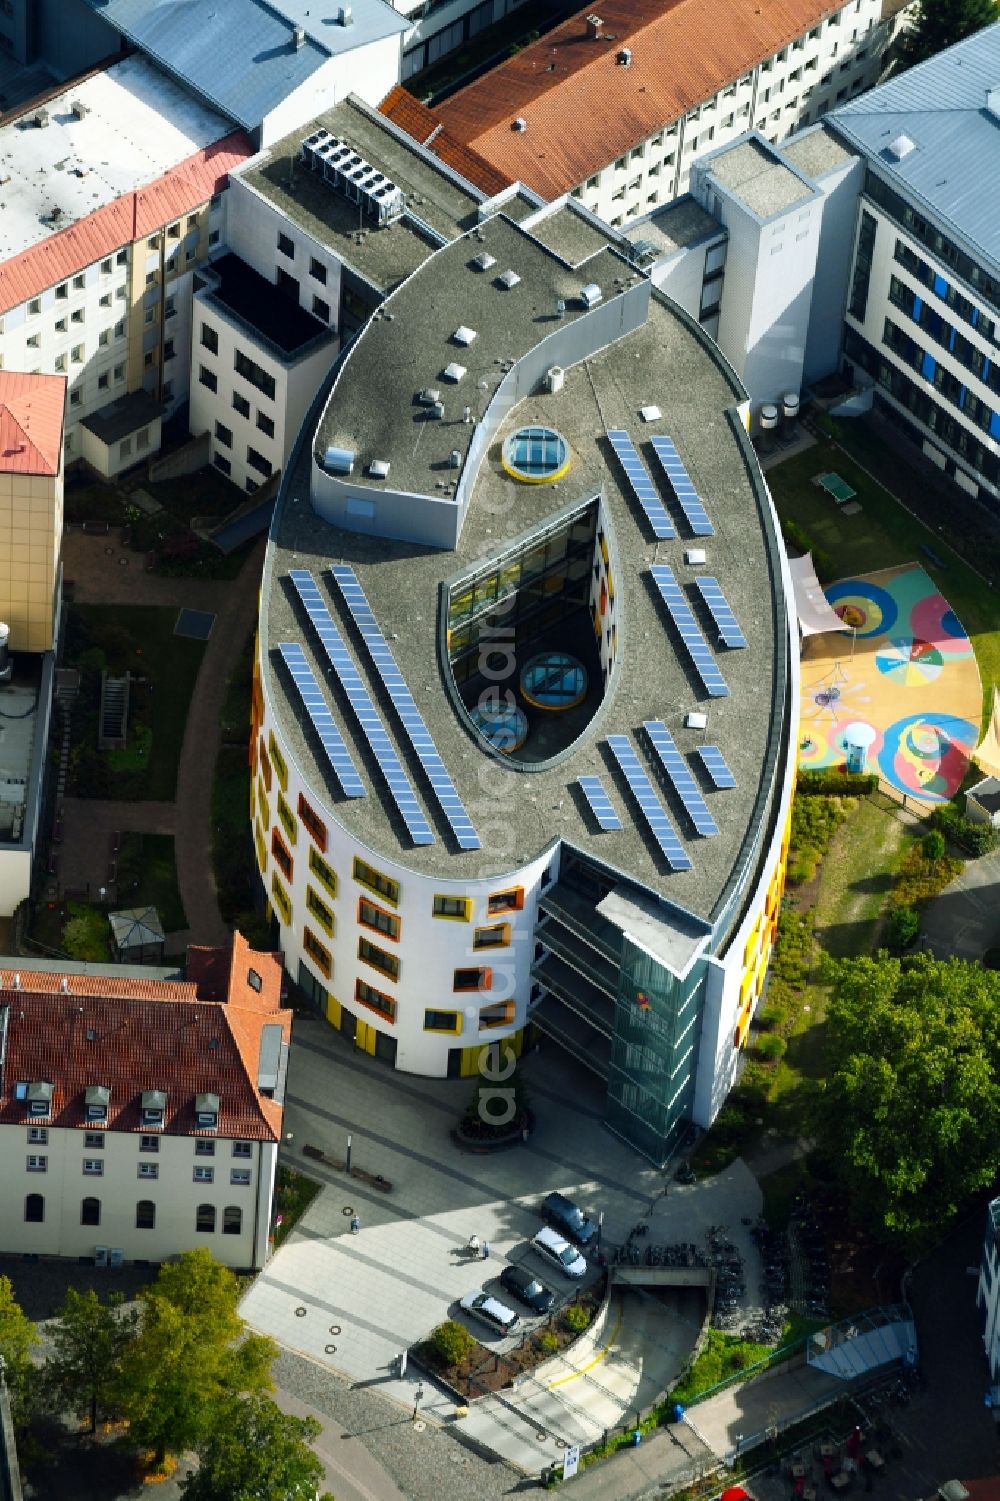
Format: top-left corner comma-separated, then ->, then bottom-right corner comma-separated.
531,1225 -> 588,1278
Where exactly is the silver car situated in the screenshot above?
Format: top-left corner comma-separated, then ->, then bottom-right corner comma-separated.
459,1291 -> 521,1337
531,1226 -> 587,1278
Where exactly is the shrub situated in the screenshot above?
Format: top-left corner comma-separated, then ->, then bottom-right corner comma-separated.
62,904 -> 109,962
922,830 -> 946,862
756,1004 -> 786,1030
796,769 -> 878,796
563,1304 -> 591,1334
429,1321 -> 475,1367
537,1332 -> 559,1354
932,804 -> 1000,856
886,904 -> 920,951
755,1034 -> 787,1062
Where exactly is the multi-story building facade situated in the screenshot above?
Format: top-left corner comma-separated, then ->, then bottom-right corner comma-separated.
427,0 -> 907,225
0,934 -> 291,1270
251,193 -> 797,1164
0,54 -> 252,472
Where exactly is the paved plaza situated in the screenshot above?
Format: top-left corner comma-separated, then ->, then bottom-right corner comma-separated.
240,1019 -> 762,1472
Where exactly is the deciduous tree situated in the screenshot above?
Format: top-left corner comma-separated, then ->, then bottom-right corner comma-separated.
899,0 -> 999,68
181,1394 -> 334,1501
0,1277 -> 37,1423
44,1288 -> 137,1433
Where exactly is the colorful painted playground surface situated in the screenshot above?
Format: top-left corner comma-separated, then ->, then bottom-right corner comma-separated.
798,563 -> 982,803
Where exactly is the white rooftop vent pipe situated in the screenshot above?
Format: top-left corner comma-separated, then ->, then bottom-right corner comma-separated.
546,366 -> 565,393
512,117 -> 527,132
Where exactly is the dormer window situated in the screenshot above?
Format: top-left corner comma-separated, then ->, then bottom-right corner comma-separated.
85,1085 -> 110,1124
26,1082 -> 53,1118
141,1089 -> 167,1129
195,1092 -> 220,1131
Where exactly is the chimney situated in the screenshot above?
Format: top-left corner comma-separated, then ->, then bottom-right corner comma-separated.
586,13 -> 604,39
618,47 -> 633,67
512,117 -> 527,132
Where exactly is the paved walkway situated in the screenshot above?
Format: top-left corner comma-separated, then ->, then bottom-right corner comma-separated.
920,847 -> 1000,961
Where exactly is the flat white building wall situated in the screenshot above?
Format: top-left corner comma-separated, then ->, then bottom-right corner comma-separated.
0,1125 -> 275,1269
225,177 -> 344,335
260,37 -> 403,148
0,850 -> 31,919
802,149 -> 865,385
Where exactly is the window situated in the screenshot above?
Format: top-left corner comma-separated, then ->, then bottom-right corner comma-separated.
209,229 -> 221,246
194,1166 -> 215,1183
28,299 -> 40,315
309,845 -> 336,896
480,1000 -> 515,1029
24,1193 -> 44,1223
309,256 -> 327,284
358,937 -> 400,980
55,281 -> 68,299
83,1159 -> 104,1176
164,338 -> 175,361
233,392 -> 251,419
271,872 -> 292,924
306,885 -> 335,936
199,365 -> 217,393
201,323 -> 219,354
98,329 -> 110,347
312,296 -> 330,323
232,1141 -> 253,1158
26,333 -> 40,349
70,390 -> 83,409
298,795 -> 327,851
196,1203 -> 216,1232
137,1162 -> 159,1179
474,923 -> 510,949
230,1169 -> 251,1186
271,828 -> 293,881
195,1140 -> 215,1157
113,362 -> 126,383
84,1132 -> 105,1149
304,928 -> 333,976
56,356 -> 68,373
358,897 -> 400,941
454,966 -> 491,992
119,438 -> 133,460
27,1127 -> 47,1145
81,1196 -> 101,1226
355,979 -> 396,1023
234,349 -> 276,400
71,307 -> 84,323
246,446 -> 273,478
277,232 -> 295,259
136,1200 -> 155,1229
223,1205 -> 242,1234
487,887 -> 523,915
101,258 -> 112,274
432,895 -> 470,921
424,1009 -> 461,1033
26,1155 -> 47,1172
353,858 -> 399,905
215,421 -> 232,448
269,737 -> 290,790
256,410 -> 275,438
139,1135 -> 159,1153
213,454 -> 232,477
276,791 -> 296,843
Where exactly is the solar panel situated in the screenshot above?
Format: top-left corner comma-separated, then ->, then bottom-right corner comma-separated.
697,745 -> 737,789
328,565 -> 481,852
287,570 -> 435,847
607,429 -> 675,540
278,643 -> 366,800
649,565 -> 729,698
606,735 -> 692,871
644,720 -> 719,838
695,576 -> 747,649
650,435 -> 714,536
578,775 -> 622,832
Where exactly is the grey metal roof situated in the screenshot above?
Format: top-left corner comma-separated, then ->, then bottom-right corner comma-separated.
78,0 -> 407,132
830,22 -> 1000,277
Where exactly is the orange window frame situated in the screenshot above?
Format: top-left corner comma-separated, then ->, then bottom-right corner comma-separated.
303,926 -> 332,978
358,897 -> 401,942
298,793 -> 328,853
271,828 -> 293,882
480,1000 -> 515,1029
355,978 -> 397,1023
454,966 -> 491,993
487,886 -> 523,916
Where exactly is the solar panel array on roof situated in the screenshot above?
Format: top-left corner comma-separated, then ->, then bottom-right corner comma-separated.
578,774 -> 622,831
644,720 -> 719,838
695,576 -> 747,649
607,429 -> 675,540
287,570 -> 435,847
650,435 -> 714,536
329,565 -> 480,852
277,642 -> 366,800
649,565 -> 729,698
606,735 -> 692,871
697,745 -> 737,789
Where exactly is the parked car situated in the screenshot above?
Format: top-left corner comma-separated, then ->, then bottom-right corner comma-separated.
541,1190 -> 598,1247
531,1226 -> 588,1278
499,1265 -> 556,1315
459,1291 -> 521,1337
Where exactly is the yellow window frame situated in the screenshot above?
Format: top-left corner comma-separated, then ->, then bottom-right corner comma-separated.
271,872 -> 292,925
268,730 -> 288,791
276,790 -> 297,845
432,894 -> 471,922
306,885 -> 334,936
309,846 -> 336,899
353,857 -> 400,907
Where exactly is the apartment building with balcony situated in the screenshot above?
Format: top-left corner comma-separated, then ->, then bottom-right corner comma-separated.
427,0 -> 907,225
0,54 -> 252,474
0,933 -> 291,1271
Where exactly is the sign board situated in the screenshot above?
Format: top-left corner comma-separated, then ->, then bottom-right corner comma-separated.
563,1445 -> 581,1480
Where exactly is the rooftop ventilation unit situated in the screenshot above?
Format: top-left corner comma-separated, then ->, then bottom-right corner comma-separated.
546,365 -> 565,393
432,401 -> 445,420
684,548 -> 707,566
586,13 -> 604,39
70,100 -> 89,120
885,133 -> 916,161
368,459 -> 391,479
472,250 -> 496,271
497,269 -> 521,289
618,47 -> 632,66
685,711 -> 708,730
629,238 -> 659,266
580,282 -> 602,308
449,450 -> 462,468
338,3 -> 353,22
442,362 -> 467,382
33,108 -> 48,128
323,445 -> 355,474
292,23 -> 305,48
453,326 -> 477,346
640,404 -> 661,422
512,117 -> 527,132
300,128 -> 405,225
418,387 -> 440,406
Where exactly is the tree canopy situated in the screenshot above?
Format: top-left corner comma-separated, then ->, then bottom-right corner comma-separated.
112,1249 -> 277,1462
818,953 -> 1000,1250
0,1278 -> 37,1424
180,1394 -> 334,1501
898,0 -> 1000,68
44,1289 -> 136,1433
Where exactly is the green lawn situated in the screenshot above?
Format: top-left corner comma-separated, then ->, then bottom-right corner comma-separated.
116,833 -> 187,932
768,428 -> 1000,732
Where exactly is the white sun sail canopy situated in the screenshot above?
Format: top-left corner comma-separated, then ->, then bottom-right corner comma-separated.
788,553 -> 849,639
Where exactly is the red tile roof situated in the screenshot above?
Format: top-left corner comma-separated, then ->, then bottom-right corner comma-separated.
0,372 -> 65,476
0,943 -> 291,1140
380,86 -> 514,197
433,0 -> 844,199
0,130 -> 254,318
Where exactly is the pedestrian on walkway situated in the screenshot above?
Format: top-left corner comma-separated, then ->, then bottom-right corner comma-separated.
467,1233 -> 480,1257
350,1214 -> 361,1234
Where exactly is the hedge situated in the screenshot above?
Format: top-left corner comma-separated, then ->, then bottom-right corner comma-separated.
796,770 -> 879,796
931,804 -> 1000,857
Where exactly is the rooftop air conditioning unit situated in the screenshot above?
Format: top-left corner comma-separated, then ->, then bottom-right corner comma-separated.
368,459 -> 390,478
546,365 -> 565,393
472,251 -> 496,271
70,100 -> 89,120
418,387 -> 440,406
453,326 -> 477,346
685,712 -> 708,730
33,108 -> 48,128
512,117 -> 527,132
580,283 -> 602,309
684,548 -> 707,566
431,401 -> 445,420
442,362 -> 466,382
323,445 -> 355,474
338,4 -> 353,23
497,269 -> 521,289
449,450 -> 461,468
